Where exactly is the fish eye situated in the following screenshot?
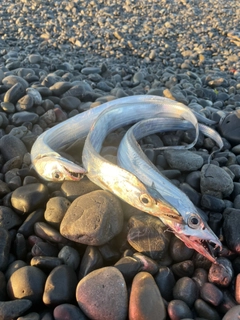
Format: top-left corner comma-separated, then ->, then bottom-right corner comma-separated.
140,194 -> 153,207
187,214 -> 201,229
53,172 -> 62,180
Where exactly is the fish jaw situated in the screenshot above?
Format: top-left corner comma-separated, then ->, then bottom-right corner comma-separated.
165,219 -> 222,263
33,155 -> 87,181
175,233 -> 221,264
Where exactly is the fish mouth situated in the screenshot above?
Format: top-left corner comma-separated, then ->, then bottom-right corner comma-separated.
63,165 -> 86,181
175,233 -> 222,264
56,157 -> 87,181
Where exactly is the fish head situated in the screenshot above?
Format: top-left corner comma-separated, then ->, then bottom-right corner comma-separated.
165,212 -> 222,263
32,154 -> 86,181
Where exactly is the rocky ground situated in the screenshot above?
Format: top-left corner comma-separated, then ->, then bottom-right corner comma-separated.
0,0 -> 240,319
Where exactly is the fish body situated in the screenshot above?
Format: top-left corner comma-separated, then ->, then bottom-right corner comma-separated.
31,95 -> 201,181
117,117 -> 223,262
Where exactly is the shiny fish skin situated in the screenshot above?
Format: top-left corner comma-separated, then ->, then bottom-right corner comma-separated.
31,95 -> 200,181
117,117 -> 223,262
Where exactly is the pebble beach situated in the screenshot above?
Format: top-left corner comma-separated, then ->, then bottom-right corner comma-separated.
0,0 -> 240,319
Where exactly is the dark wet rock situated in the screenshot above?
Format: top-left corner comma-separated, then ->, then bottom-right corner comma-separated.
168,300 -> 193,320
18,209 -> 44,237
219,110 -> 240,145
4,82 -> 25,104
78,246 -> 104,279
30,256 -> 63,271
2,75 -> 29,91
58,246 -> 80,270
164,149 -> 203,171
0,270 -> 7,300
155,266 -> 176,301
53,303 -> 87,320
208,258 -> 234,287
192,268 -> 208,289
11,111 -> 39,125
170,237 -> 194,262
200,164 -> 234,198
76,266 -> 128,320
61,178 -> 100,201
173,277 -> 199,307
49,81 -> 72,96
11,183 -> 48,214
7,266 -> 46,304
44,197 -> 71,229
1,156 -> 23,174
0,300 -> 32,320
201,194 -> 226,212
31,241 -> 59,257
0,227 -> 11,271
0,206 -> 22,229
14,232 -> 27,260
222,209 -> 240,253
200,282 -> 223,306
60,190 -> 123,246
59,96 -> 81,111
43,265 -> 78,305
133,252 -> 159,275
98,242 -> 120,262
34,222 -> 67,244
219,290 -> 238,315
0,134 -> 28,161
114,256 -> 141,282
127,213 -> 171,260
171,260 -> 195,278
194,299 -> 221,320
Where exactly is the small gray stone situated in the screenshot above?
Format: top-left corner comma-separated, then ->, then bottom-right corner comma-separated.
4,82 -> 25,104
164,149 -> 203,171
43,265 -> 78,305
200,164 -> 234,198
173,277 -> 198,307
44,196 -> 71,229
58,246 -> 80,270
11,111 -> 39,125
0,300 -> 32,320
11,183 -> 49,214
59,96 -> 81,111
0,101 -> 15,113
76,267 -> 128,320
28,54 -> 42,64
0,135 -> 28,161
194,299 -> 221,320
0,227 -> 11,271
168,300 -> 193,320
53,304 -> 87,320
49,82 -> 72,96
0,206 -> 22,229
81,67 -> 101,75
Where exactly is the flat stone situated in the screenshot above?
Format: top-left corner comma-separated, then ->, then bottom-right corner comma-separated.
11,111 -> 39,125
76,266 -> 128,320
11,183 -> 49,214
60,190 -> 123,245
222,209 -> 240,253
129,272 -> 166,320
2,75 -> 29,90
44,196 -> 71,229
0,300 -> 32,320
164,149 -> 204,171
200,164 -> 234,198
